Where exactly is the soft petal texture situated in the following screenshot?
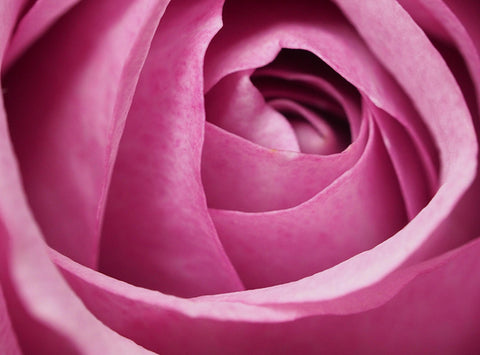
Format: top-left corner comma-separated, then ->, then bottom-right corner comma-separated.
99,0 -> 244,297
204,0 -> 439,202
202,118 -> 366,212
200,0 -> 475,304
373,104 -> 433,218
0,1 -> 156,353
0,286 -> 21,355
1,0 -> 479,354
211,115 -> 409,288
205,70 -> 301,152
394,0 -> 480,260
2,0 -> 82,71
4,0 -> 170,268
51,236 -> 480,354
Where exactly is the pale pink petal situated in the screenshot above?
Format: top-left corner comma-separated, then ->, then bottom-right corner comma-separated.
205,70 -> 301,152
253,64 -> 362,139
50,234 -> 480,354
393,0 -> 480,259
3,0 -> 169,268
0,3 -> 155,353
98,0 -> 244,297
268,99 -> 348,155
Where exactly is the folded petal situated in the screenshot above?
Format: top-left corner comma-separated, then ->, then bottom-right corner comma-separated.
0,285 -> 21,355
202,118 -> 366,212
3,0 -> 169,268
205,70 -> 301,152
3,0 -> 82,71
50,232 -> 480,354
0,2 -> 156,353
99,0 -> 244,297
211,115 -> 408,288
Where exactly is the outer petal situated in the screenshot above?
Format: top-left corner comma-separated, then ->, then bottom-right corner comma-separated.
4,0 -> 170,268
0,2 -> 156,354
395,0 -> 480,259
51,235 -> 480,354
99,0 -> 244,297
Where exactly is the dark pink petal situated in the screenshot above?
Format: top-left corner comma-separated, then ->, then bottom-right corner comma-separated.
3,0 -> 82,71
0,286 -> 21,355
372,102 -> 433,218
99,0 -> 244,297
4,0 -> 169,268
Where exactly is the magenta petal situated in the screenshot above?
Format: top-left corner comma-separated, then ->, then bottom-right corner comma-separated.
4,0 -> 169,268
50,234 -> 480,354
3,0 -> 82,71
202,119 -> 366,212
0,286 -> 21,355
210,117 -> 408,288
372,103 -> 433,218
99,0 -> 244,297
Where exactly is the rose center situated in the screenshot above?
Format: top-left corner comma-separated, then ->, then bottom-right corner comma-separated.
250,48 -> 352,155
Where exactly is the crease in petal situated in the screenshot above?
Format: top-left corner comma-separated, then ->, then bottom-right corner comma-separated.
99,0 -> 245,297
0,3 -> 157,353
3,0 -> 82,71
209,116 -> 408,289
48,232 -> 480,353
3,0 -> 170,268
205,70 -> 301,151
202,116 -> 367,212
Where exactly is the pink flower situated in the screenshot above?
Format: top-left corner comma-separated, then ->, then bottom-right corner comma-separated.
1,0 -> 479,353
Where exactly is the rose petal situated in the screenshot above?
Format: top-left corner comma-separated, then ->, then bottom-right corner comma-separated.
202,116 -> 366,212
3,0 -> 169,268
50,234 -> 480,353
205,0 -> 439,202
2,0 -> 82,71
393,0 -> 480,259
211,114 -> 408,288
202,0 -> 476,304
372,103 -> 432,218
0,285 -> 21,355
205,70 -> 301,152
0,2 -> 156,353
98,0 -> 245,297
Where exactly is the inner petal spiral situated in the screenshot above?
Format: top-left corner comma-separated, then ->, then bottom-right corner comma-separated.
205,48 -> 355,155
250,48 -> 352,155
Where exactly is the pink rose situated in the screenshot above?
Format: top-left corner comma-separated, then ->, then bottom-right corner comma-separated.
1,0 -> 480,353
